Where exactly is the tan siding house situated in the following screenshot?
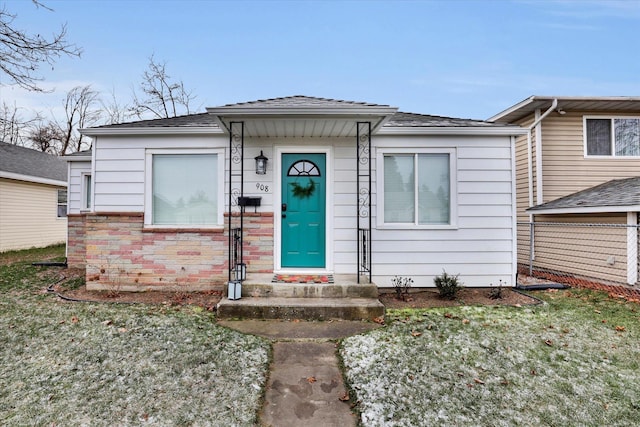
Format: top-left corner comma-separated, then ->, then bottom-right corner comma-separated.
0,142 -> 68,252
491,96 -> 640,286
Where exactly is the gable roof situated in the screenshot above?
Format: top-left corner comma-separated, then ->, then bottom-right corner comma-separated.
217,95 -> 391,110
387,112 -> 503,127
527,177 -> 640,214
490,96 -> 640,124
0,142 -> 67,186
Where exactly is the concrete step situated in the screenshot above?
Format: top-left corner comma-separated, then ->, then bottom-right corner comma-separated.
216,297 -> 385,321
241,282 -> 379,299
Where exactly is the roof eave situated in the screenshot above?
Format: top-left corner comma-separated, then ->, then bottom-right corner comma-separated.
0,171 -> 67,187
377,126 -> 527,136
527,205 -> 640,214
206,106 -> 398,116
80,127 -> 224,136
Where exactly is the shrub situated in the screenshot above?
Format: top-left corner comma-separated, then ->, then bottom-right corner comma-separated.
434,270 -> 462,300
391,276 -> 413,301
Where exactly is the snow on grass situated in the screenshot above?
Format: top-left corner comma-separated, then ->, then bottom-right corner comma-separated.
0,261 -> 269,426
340,293 -> 640,427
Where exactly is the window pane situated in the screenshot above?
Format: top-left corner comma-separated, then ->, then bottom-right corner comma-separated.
84,175 -> 92,209
384,155 -> 414,223
586,119 -> 611,155
614,119 -> 640,156
57,189 -> 67,217
152,154 -> 217,225
418,154 -> 450,224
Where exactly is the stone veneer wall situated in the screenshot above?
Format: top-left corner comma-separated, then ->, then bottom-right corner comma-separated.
66,214 -> 87,269
84,212 -> 274,291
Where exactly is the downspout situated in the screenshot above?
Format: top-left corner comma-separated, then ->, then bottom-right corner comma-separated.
526,98 -> 558,210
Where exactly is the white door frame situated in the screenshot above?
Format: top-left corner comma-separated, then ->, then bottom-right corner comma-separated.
274,145 -> 334,273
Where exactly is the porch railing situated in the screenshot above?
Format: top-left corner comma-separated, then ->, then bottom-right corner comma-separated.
358,228 -> 371,282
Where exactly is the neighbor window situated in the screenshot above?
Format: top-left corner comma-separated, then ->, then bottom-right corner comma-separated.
82,174 -> 92,210
586,118 -> 640,156
383,153 -> 452,225
148,152 -> 220,226
57,189 -> 67,218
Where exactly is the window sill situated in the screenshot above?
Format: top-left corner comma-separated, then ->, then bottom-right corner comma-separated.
143,226 -> 224,233
377,224 -> 458,231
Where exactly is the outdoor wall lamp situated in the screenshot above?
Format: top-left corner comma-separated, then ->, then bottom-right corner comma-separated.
255,151 -> 268,175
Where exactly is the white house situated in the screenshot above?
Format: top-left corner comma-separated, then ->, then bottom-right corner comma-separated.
67,96 -> 525,292
0,142 -> 68,252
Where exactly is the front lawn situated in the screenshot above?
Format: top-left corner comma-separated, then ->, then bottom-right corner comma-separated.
341,290 -> 640,426
0,246 -> 270,426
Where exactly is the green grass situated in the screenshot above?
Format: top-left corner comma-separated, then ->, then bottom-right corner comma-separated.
340,289 -> 640,427
0,246 -> 270,426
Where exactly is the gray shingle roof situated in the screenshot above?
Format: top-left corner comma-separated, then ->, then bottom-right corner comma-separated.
87,96 -> 514,130
220,95 -> 392,108
386,112 -> 505,127
528,177 -> 640,211
0,142 -> 67,182
92,112 -> 218,129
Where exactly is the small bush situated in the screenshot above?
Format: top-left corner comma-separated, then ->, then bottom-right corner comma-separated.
434,270 -> 462,300
391,276 -> 413,301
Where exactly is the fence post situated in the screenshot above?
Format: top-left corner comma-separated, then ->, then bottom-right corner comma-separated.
529,222 -> 534,276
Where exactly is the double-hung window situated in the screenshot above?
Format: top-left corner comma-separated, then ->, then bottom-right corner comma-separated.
585,117 -> 640,157
380,149 -> 455,227
57,189 -> 67,218
145,149 -> 224,227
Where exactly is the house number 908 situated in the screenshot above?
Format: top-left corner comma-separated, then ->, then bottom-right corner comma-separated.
256,183 -> 269,192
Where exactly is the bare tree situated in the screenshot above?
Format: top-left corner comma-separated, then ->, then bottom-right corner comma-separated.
101,89 -> 133,125
29,121 -> 63,154
130,55 -> 196,119
0,1 -> 82,91
0,101 -> 42,145
57,85 -> 102,153
28,85 -> 101,154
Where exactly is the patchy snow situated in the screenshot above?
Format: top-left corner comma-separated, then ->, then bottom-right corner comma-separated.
341,301 -> 640,426
0,294 -> 270,426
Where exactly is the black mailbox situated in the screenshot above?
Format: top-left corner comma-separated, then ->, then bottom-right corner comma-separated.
238,197 -> 261,207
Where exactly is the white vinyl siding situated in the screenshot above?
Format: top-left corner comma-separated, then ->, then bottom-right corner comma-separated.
0,179 -> 67,251
67,160 -> 92,214
372,135 -> 515,287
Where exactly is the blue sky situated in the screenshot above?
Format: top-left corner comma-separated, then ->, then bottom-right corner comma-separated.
2,0 -> 640,121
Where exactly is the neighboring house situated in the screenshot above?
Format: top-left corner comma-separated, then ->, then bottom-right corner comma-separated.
68,96 -> 525,291
0,142 -> 68,252
490,96 -> 640,286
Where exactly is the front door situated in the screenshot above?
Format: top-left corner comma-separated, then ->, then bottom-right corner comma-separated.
281,153 -> 326,268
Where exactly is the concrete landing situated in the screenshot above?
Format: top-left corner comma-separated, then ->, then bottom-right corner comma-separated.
216,297 -> 385,321
260,342 -> 356,427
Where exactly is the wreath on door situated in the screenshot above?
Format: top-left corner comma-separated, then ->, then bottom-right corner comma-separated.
290,179 -> 316,199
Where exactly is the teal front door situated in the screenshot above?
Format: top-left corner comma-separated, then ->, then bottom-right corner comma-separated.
281,153 -> 326,268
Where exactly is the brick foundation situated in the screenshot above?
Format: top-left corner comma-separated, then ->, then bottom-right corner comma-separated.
84,212 -> 274,291
67,214 -> 87,269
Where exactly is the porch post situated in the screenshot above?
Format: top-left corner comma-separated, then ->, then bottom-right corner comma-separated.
356,122 -> 372,283
228,121 -> 244,282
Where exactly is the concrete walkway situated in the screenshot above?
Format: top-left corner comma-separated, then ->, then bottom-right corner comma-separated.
218,320 -> 381,427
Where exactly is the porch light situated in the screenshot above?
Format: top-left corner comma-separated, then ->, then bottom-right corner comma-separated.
255,151 -> 268,175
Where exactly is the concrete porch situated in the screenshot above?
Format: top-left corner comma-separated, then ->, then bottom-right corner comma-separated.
216,274 -> 385,321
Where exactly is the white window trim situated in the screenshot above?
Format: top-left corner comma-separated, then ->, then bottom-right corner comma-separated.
57,188 -> 68,218
376,147 -> 457,230
144,148 -> 225,229
81,172 -> 92,211
583,115 -> 640,159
